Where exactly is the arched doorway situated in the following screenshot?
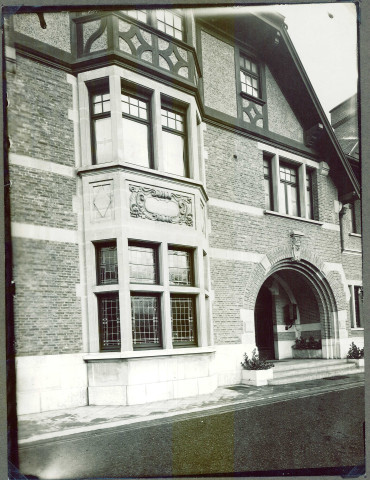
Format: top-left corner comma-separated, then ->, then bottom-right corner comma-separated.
252,262 -> 335,360
254,285 -> 274,359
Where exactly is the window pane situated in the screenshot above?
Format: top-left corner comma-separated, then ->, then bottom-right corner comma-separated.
99,295 -> 120,351
129,245 -> 157,284
354,286 -> 363,328
171,296 -> 196,345
93,93 -> 111,115
97,244 -> 118,285
290,185 -> 299,217
162,130 -> 185,176
131,296 -> 161,346
168,249 -> 192,285
122,118 -> 150,167
94,117 -> 112,164
264,178 -> 272,210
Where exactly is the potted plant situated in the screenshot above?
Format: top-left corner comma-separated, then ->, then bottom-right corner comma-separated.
346,342 -> 364,367
240,349 -> 274,386
292,336 -> 322,359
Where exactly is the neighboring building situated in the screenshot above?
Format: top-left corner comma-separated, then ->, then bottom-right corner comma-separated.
4,7 -> 362,415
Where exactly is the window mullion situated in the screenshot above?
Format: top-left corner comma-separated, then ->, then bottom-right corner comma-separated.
119,236 -> 134,351
299,165 -> 308,219
109,72 -> 123,163
152,90 -> 163,171
161,243 -> 173,349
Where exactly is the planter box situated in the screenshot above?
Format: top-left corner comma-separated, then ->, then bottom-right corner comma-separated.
241,368 -> 273,386
347,358 -> 364,367
292,348 -> 322,359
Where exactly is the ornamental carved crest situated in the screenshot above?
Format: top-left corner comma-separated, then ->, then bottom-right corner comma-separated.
129,184 -> 193,227
290,230 -> 305,262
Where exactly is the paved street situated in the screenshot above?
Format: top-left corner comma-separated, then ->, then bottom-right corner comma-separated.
18,383 -> 364,479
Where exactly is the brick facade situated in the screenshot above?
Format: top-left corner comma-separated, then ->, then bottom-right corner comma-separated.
5,8 -> 362,413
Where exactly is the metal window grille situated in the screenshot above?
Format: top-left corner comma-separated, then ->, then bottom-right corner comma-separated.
171,296 -> 196,345
129,245 -> 157,284
99,295 -> 120,350
156,10 -> 183,40
97,244 -> 118,285
131,295 -> 161,346
168,248 -> 192,285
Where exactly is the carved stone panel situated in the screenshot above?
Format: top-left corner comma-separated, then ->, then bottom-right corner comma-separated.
129,184 -> 193,227
91,181 -> 114,221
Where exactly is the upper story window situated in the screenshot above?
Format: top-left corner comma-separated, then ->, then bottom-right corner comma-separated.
168,247 -> 193,285
156,10 -> 184,40
262,151 -> 317,221
129,243 -> 159,285
306,169 -> 314,220
91,92 -> 112,164
121,92 -> 151,168
97,243 -> 118,285
263,155 -> 273,210
120,9 -> 184,41
279,163 -> 299,217
161,107 -> 187,176
240,55 -> 260,98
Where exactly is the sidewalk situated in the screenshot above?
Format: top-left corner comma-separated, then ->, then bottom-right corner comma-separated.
17,372 -> 364,445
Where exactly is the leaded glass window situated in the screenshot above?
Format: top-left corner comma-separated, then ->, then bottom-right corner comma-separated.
168,248 -> 193,285
97,243 -> 118,285
99,294 -> 121,351
131,295 -> 161,347
129,244 -> 158,284
171,295 -> 196,345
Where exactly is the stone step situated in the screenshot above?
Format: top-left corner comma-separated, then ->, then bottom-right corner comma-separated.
272,361 -> 360,379
271,359 -> 347,373
268,366 -> 364,385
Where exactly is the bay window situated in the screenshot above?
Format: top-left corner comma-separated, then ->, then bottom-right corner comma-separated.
121,92 -> 151,168
91,92 -> 112,164
161,107 -> 187,176
131,294 -> 162,348
171,295 -> 196,346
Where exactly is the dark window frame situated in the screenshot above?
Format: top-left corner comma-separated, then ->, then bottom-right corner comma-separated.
239,53 -> 260,99
128,241 -> 160,285
98,293 -> 121,352
279,161 -> 300,217
88,78 -> 111,165
131,292 -> 163,350
96,241 -> 119,286
170,293 -> 197,347
121,83 -> 154,169
306,168 -> 314,220
161,97 -> 189,177
263,154 -> 273,211
168,246 -> 194,286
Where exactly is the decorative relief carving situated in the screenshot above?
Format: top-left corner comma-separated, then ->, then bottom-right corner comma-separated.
129,184 -> 193,226
91,182 -> 114,221
290,230 -> 304,262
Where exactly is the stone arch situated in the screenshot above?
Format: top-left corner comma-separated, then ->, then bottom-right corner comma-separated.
241,245 -> 350,359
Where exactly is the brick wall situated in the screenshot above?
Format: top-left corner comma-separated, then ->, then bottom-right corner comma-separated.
12,238 -> 82,356
7,55 -> 75,167
204,125 -> 263,207
9,164 -> 77,230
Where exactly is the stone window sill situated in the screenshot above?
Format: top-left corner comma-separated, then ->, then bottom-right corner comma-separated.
351,328 -> 364,331
83,346 -> 216,361
349,233 -> 362,238
264,210 -> 324,226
